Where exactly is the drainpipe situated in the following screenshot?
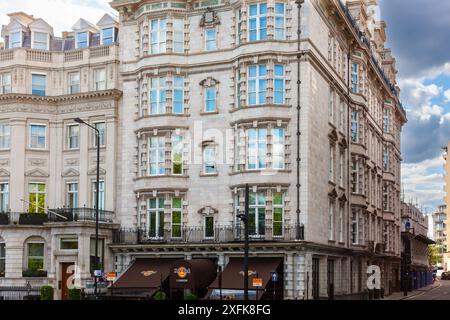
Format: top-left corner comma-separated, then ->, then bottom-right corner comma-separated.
347,49 -> 351,249
295,0 -> 305,240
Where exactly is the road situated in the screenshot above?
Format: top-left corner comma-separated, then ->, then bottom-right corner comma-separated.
405,280 -> 450,300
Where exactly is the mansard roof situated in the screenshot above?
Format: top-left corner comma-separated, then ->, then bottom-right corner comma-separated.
72,18 -> 99,33
97,14 -> 119,28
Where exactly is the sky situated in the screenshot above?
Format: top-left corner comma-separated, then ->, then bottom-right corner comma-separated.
0,0 -> 448,213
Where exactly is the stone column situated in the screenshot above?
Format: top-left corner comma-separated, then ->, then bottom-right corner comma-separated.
9,119 -> 26,212
283,253 -> 294,299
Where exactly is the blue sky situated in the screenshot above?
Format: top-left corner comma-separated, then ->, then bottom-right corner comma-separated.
0,0 -> 448,212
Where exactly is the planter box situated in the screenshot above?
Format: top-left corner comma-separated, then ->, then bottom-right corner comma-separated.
19,214 -> 48,225
22,270 -> 48,278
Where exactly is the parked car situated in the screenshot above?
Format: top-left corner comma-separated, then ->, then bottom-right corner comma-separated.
441,272 -> 450,280
436,268 -> 444,279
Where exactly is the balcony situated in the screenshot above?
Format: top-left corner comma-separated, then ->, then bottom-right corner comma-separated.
112,224 -> 302,245
0,208 -> 114,226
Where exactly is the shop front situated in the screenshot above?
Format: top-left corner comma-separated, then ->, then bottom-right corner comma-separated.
207,258 -> 284,300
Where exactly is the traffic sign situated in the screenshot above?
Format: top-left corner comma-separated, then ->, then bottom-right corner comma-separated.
106,272 -> 117,281
94,270 -> 102,277
252,278 -> 263,287
271,272 -> 278,282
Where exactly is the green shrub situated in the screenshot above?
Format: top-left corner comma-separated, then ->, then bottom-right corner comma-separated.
153,291 -> 166,300
40,285 -> 54,300
68,288 -> 81,300
184,292 -> 197,300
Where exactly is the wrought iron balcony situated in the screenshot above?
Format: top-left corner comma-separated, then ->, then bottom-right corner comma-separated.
112,224 -> 302,245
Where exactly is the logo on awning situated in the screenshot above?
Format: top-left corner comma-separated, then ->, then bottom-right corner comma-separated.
141,270 -> 157,277
239,270 -> 257,276
174,266 -> 191,279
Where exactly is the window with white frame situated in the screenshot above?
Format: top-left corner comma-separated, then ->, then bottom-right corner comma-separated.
383,144 -> 389,171
31,74 -> 46,96
204,216 -> 214,239
171,197 -> 182,238
236,9 -> 243,44
249,192 -> 265,237
173,76 -> 184,113
29,124 -> 46,149
150,19 -> 167,54
338,205 -> 344,243
173,19 -> 184,53
60,237 -> 78,250
351,111 -> 359,143
383,109 -> 389,133
247,65 -> 267,105
339,151 -> 344,187
274,65 -> 285,104
148,198 -> 164,238
93,122 -> 106,147
0,124 -> 10,149
204,87 -> 216,112
28,183 -> 46,214
247,128 -> 267,170
329,88 -> 334,122
273,192 -> 284,237
329,199 -> 335,241
92,180 -> 105,210
274,3 -> 285,40
66,182 -> 78,208
150,77 -> 167,114
203,145 -> 217,174
235,69 -> 241,108
0,73 -> 11,94
149,136 -> 165,176
351,208 -> 359,245
329,145 -> 335,182
272,128 -> 285,169
339,99 -> 344,132
351,63 -> 359,93
0,183 -> 9,213
67,124 -> 79,149
10,31 -> 21,48
69,72 -> 80,94
171,134 -> 183,175
32,32 -> 48,50
76,31 -> 89,48
95,69 -> 106,91
102,27 -> 114,45
248,3 -> 267,42
205,28 -> 217,51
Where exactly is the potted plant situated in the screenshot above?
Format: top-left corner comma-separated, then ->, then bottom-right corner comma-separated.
184,292 -> 198,300
68,288 -> 81,300
152,291 -> 167,300
40,285 -> 54,300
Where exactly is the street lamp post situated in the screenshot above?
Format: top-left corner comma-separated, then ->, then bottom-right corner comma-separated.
74,118 -> 100,299
238,184 -> 250,301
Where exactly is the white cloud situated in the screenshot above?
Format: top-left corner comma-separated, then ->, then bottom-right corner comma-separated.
399,77 -> 442,110
0,0 -> 116,41
444,89 -> 450,102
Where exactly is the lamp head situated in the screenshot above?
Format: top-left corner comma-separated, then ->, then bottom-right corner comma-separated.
74,118 -> 85,124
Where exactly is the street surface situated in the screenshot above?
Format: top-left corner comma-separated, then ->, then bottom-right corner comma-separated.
404,280 -> 450,300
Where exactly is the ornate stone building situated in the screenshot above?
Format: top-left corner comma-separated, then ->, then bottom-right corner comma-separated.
0,12 -> 121,299
109,0 -> 406,299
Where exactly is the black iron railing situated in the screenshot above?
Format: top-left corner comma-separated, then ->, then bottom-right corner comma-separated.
112,224 -> 301,245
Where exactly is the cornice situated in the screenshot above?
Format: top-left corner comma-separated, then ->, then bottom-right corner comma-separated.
0,89 -> 122,104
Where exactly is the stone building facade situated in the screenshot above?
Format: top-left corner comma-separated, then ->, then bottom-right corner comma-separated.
0,12 -> 121,299
432,204 -> 446,268
109,0 -> 406,299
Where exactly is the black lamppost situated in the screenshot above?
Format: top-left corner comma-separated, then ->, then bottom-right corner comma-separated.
237,184 -> 250,300
74,117 -> 100,299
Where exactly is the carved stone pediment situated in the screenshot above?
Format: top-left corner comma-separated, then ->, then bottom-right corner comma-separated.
199,77 -> 220,87
88,167 -> 106,176
199,8 -> 220,27
328,128 -> 338,142
328,188 -> 338,199
0,168 -> 10,177
62,168 -> 80,177
25,168 -> 49,177
198,206 -> 219,215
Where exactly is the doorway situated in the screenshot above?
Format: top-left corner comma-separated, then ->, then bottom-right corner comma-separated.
312,258 -> 320,300
61,263 -> 75,300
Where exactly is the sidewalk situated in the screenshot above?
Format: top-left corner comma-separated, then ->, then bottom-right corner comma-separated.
383,282 -> 441,300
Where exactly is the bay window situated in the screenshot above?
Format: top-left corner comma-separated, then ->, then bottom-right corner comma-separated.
351,208 -> 359,245
150,19 -> 167,54
66,182 -> 78,208
275,3 -> 285,40
247,65 -> 267,105
351,63 -> 359,93
247,128 -> 267,170
0,124 -> 10,149
149,136 -> 165,176
173,76 -> 184,113
92,180 -> 105,210
351,159 -> 359,194
272,128 -> 285,169
274,65 -> 285,104
0,183 -> 8,213
150,77 -> 167,114
10,31 -> 21,48
76,31 -> 88,48
205,28 -> 217,51
30,124 -> 46,149
329,199 -> 335,241
248,3 -> 267,41
148,198 -> 164,238
173,19 -> 184,53
383,109 -> 389,132
329,145 -> 335,182
249,192 -> 265,237
273,192 -> 284,237
351,111 -> 359,143
383,145 -> 389,171
102,27 -> 114,45
338,205 -> 344,243
171,134 -> 183,175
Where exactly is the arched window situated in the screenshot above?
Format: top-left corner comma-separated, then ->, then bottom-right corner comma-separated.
23,236 -> 46,277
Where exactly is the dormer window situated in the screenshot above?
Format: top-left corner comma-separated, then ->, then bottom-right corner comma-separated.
76,31 -> 88,48
32,32 -> 49,50
102,27 -> 114,45
10,31 -> 21,48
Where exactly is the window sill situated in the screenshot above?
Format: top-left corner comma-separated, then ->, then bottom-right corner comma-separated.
200,111 -> 219,116
200,172 -> 219,177
63,148 -> 80,153
230,104 -> 291,113
26,148 -> 49,152
139,113 -> 190,119
0,148 -> 11,152
88,146 -> 106,151
230,169 -> 291,175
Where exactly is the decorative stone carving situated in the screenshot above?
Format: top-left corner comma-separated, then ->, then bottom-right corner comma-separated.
25,168 -> 50,177
65,158 -> 79,166
28,158 -> 46,167
199,8 -> 220,27
0,159 -> 9,166
62,168 -> 80,177
0,168 -> 10,177
88,167 -> 106,176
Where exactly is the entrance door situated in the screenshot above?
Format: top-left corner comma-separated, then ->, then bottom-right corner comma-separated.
312,258 -> 320,300
327,260 -> 335,299
61,263 -> 75,300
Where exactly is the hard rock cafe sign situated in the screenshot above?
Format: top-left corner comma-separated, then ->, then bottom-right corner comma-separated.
174,266 -> 191,282
239,270 -> 257,276
141,270 -> 157,277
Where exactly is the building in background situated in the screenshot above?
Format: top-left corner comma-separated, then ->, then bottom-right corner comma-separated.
110,0 -> 406,300
400,202 -> 434,292
0,12 -> 121,299
443,142 -> 450,271
432,205 -> 447,268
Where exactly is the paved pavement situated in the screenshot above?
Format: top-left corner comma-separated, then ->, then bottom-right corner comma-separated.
384,280 -> 450,300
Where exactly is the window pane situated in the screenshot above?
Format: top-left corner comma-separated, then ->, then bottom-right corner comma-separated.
172,197 -> 182,209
